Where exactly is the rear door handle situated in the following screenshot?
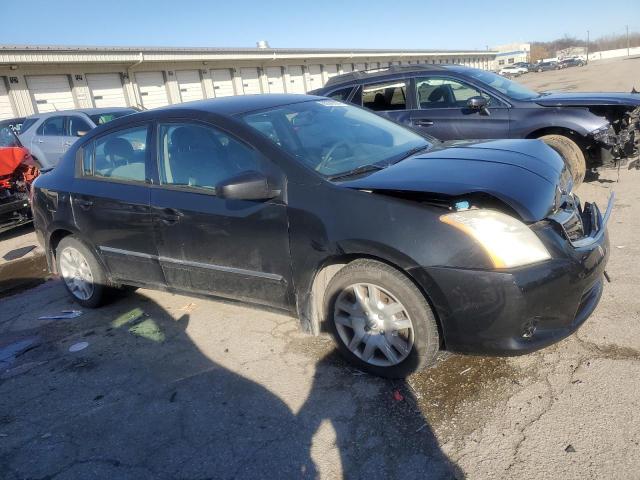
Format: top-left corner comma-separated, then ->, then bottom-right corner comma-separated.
414,119 -> 434,127
75,198 -> 93,210
158,207 -> 183,225
63,141 -> 73,146
36,139 -> 44,143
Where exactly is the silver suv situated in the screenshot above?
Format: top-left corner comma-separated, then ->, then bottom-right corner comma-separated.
19,108 -> 137,169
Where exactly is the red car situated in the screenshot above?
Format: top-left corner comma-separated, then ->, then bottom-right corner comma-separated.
0,124 -> 39,233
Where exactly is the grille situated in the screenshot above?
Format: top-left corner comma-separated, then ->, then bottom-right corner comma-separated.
549,193 -> 586,242
562,210 -> 585,241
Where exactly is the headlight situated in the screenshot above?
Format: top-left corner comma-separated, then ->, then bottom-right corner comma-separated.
440,209 -> 551,268
590,124 -> 616,145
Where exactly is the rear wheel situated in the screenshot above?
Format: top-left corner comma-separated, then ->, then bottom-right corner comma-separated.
56,236 -> 110,308
539,134 -> 586,187
324,259 -> 439,378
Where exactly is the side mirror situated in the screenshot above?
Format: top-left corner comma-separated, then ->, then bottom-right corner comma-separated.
216,171 -> 280,201
467,96 -> 488,109
467,96 -> 490,116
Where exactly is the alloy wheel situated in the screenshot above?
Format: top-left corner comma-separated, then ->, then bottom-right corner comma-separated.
333,283 -> 415,367
59,246 -> 95,301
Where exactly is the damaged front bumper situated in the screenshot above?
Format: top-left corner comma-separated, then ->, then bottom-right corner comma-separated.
0,192 -> 32,233
591,106 -> 640,165
409,194 -> 612,355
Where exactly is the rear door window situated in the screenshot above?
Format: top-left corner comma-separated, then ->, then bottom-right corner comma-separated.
361,81 -> 407,111
37,116 -> 65,136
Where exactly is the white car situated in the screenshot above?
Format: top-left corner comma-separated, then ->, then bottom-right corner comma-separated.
499,65 -> 528,76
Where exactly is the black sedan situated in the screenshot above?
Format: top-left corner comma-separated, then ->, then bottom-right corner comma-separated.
535,61 -> 559,72
310,65 -> 640,186
559,58 -> 585,68
32,95 -> 611,378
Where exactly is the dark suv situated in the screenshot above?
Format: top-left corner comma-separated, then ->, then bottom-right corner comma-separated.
311,65 -> 640,185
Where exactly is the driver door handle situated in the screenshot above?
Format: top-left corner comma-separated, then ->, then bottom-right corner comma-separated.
414,119 -> 434,127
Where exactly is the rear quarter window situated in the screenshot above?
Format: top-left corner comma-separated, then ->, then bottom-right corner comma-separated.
20,118 -> 39,133
327,86 -> 354,102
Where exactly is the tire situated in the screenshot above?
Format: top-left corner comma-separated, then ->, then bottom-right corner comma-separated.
324,259 -> 439,378
56,236 -> 111,308
538,134 -> 586,187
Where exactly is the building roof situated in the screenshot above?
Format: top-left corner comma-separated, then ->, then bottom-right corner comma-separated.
0,44 -> 497,64
495,50 -> 527,57
0,44 -> 497,54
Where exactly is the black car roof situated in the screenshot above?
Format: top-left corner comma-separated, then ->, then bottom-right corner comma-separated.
322,64 -> 469,89
160,94 -> 323,116
77,94 -> 325,134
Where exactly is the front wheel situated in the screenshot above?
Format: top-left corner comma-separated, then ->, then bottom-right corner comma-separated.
538,134 -> 586,187
56,236 -> 110,308
324,259 -> 440,378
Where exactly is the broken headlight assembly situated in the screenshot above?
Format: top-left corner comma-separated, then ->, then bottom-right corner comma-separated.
440,209 -> 551,269
590,124 -> 617,146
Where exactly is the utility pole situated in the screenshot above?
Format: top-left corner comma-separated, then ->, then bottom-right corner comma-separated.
586,30 -> 590,64
627,25 -> 630,56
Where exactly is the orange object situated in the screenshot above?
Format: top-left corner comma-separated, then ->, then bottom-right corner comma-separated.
0,146 -> 39,190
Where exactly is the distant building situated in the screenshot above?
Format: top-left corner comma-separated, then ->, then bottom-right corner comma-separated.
0,44 -> 496,119
491,43 -> 531,70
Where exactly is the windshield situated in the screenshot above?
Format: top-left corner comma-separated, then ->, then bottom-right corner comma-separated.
241,100 -> 431,177
89,110 -> 136,125
466,70 -> 540,100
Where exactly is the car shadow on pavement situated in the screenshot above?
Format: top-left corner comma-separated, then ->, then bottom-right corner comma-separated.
0,284 -> 463,479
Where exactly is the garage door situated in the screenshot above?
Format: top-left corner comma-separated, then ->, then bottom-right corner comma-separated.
211,69 -> 235,97
265,67 -> 285,93
324,65 -> 338,79
341,64 -> 353,74
135,72 -> 169,109
354,63 -> 366,71
26,75 -> 75,113
176,70 -> 204,103
86,73 -> 128,108
240,68 -> 261,95
287,66 -> 306,94
307,65 -> 323,90
0,78 -> 14,120
368,62 -> 380,70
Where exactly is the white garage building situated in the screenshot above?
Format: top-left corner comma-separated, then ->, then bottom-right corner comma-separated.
0,44 -> 497,120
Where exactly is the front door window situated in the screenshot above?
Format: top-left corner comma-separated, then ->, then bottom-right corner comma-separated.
416,78 -> 495,109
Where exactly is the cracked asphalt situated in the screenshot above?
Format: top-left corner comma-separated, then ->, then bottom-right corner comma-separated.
1,60 -> 640,479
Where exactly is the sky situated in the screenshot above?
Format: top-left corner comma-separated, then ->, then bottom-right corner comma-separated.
1,0 -> 638,50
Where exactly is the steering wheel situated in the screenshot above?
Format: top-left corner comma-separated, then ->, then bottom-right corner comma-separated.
315,141 -> 354,172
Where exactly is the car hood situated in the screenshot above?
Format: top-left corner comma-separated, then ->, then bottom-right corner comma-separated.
534,92 -> 640,107
339,139 -> 565,222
